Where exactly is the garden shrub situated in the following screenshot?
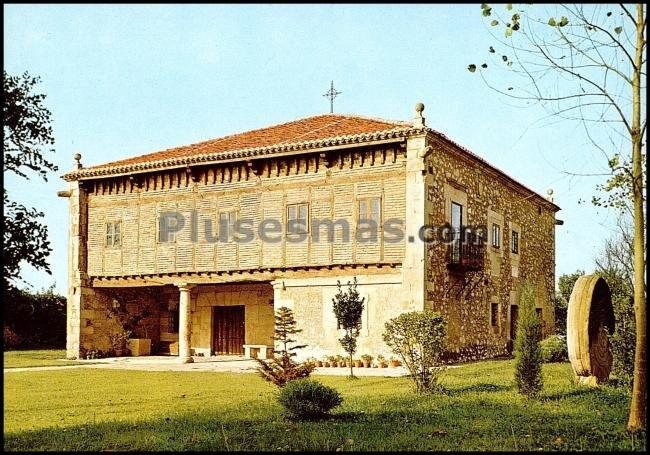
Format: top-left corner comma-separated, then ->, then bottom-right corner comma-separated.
539,335 -> 568,362
383,310 -> 447,393
609,293 -> 635,386
514,283 -> 543,396
277,379 -> 342,420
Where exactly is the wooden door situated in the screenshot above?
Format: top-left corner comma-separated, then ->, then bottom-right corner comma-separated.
510,305 -> 519,340
213,306 -> 245,355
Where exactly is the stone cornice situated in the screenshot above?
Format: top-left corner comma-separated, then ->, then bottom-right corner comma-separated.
63,127 -> 424,182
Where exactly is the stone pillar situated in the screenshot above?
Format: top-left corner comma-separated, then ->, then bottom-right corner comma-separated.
402,133 -> 429,312
177,283 -> 194,363
60,174 -> 89,359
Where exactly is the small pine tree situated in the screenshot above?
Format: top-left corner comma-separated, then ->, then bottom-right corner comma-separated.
273,306 -> 307,358
332,277 -> 365,378
514,282 -> 543,396
255,306 -> 314,387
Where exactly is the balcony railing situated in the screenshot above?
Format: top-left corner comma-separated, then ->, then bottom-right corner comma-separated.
446,229 -> 485,272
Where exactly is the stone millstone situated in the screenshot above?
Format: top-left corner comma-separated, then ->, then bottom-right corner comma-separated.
567,275 -> 615,385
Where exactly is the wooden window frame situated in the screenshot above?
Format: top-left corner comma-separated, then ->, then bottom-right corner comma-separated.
105,221 -> 122,248
491,223 -> 501,249
218,210 -> 239,242
511,230 -> 519,254
357,196 -> 382,224
490,302 -> 499,327
286,202 -> 309,234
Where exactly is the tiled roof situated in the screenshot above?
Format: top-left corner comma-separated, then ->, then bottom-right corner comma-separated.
78,114 -> 411,173
62,112 -> 559,210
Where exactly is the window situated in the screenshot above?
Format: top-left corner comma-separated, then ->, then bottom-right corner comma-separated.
158,215 -> 179,243
491,303 -> 499,326
511,230 -> 519,254
451,201 -> 463,232
219,211 -> 238,241
358,197 -> 381,224
491,223 -> 501,248
287,203 -> 309,234
535,308 -> 543,321
106,221 -> 121,247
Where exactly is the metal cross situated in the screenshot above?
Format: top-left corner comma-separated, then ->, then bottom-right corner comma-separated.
322,80 -> 342,113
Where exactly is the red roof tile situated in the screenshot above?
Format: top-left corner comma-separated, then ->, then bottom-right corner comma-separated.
85,114 -> 409,171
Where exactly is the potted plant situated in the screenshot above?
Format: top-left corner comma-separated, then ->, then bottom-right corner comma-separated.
326,355 -> 336,367
389,356 -> 401,368
353,358 -> 362,368
315,358 -> 323,367
361,354 -> 373,368
109,330 -> 131,357
107,300 -> 154,357
377,354 -> 388,368
336,355 -> 346,368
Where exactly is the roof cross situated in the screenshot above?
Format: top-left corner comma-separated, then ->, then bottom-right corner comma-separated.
322,80 -> 342,114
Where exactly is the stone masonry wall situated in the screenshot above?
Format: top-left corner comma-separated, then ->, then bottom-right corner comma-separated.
423,135 -> 557,357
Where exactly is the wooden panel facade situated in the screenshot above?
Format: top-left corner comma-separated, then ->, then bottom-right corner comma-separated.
85,146 -> 406,277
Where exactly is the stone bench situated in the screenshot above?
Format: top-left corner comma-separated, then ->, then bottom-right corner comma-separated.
243,344 -> 273,359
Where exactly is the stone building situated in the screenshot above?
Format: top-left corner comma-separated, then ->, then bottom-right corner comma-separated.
60,103 -> 560,362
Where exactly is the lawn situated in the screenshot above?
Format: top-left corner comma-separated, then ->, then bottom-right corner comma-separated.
3,350 -> 81,369
3,357 -> 646,451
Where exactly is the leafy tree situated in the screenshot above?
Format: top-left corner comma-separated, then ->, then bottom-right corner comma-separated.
2,285 -> 66,349
383,311 -> 447,393
514,282 -> 543,397
469,4 -> 646,431
2,71 -> 57,293
255,306 -> 314,387
2,191 -> 52,291
553,269 -> 584,335
595,217 -> 637,386
332,278 -> 365,378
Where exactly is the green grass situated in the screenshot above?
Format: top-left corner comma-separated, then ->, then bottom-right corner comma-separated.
3,358 -> 646,451
3,350 -> 81,369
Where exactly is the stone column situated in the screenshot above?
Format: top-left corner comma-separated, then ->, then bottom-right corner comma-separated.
59,166 -> 90,359
177,283 -> 194,363
402,133 -> 429,312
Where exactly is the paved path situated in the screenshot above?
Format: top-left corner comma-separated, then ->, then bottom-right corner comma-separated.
4,356 -> 410,376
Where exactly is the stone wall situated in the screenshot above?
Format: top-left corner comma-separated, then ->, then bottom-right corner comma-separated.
423,134 -> 557,356
271,272 -> 410,361
75,286 -> 160,356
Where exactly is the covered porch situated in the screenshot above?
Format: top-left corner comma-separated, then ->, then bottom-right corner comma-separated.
75,281 -> 275,363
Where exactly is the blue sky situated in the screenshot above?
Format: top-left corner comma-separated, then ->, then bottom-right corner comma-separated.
4,4 -> 624,294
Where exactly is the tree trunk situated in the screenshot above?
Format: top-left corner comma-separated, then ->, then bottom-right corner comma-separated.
627,3 -> 646,432
349,353 -> 354,378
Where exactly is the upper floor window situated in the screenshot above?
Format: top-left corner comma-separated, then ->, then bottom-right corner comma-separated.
358,197 -> 381,224
511,230 -> 519,254
491,223 -> 501,248
106,221 -> 121,247
219,211 -> 238,242
451,201 -> 463,232
287,203 -> 309,234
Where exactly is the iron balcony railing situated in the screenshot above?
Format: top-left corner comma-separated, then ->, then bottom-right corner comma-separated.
446,229 -> 485,272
